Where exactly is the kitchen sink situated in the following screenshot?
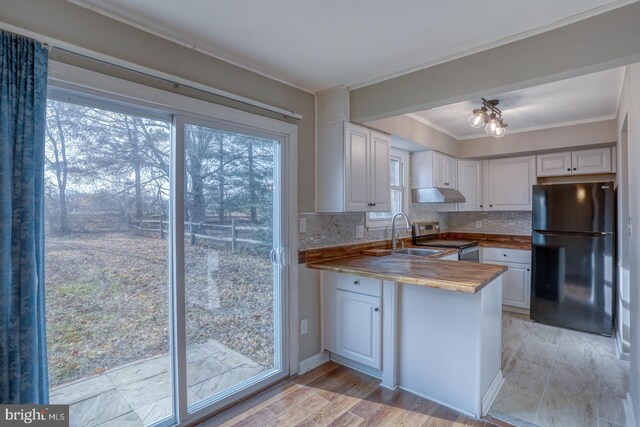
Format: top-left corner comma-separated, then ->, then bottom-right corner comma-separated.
392,248 -> 442,256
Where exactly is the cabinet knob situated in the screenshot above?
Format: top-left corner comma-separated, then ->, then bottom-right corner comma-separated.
573,168 -> 577,171
480,205 -> 483,208
567,168 -> 571,171
353,280 -> 360,286
374,307 -> 380,312
527,268 -> 530,272
503,254 -> 507,257
444,182 -> 449,186
372,203 -> 376,207
490,204 -> 493,207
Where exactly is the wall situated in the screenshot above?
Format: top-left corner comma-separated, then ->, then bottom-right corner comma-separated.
618,63 -> 640,425
0,0 -> 317,212
441,211 -> 531,235
350,2 -> 640,122
458,120 -> 617,159
299,206 -> 440,250
367,115 -> 459,157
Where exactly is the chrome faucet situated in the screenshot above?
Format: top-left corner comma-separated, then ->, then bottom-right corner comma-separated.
391,212 -> 411,250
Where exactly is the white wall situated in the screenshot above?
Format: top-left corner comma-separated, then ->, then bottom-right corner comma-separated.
0,0 -> 317,212
350,2 -> 640,122
458,120 -> 617,159
366,115 -> 459,157
618,63 -> 640,425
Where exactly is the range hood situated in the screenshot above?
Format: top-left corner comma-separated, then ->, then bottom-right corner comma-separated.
411,187 -> 466,203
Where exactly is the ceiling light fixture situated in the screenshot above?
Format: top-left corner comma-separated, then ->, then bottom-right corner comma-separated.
468,98 -> 508,138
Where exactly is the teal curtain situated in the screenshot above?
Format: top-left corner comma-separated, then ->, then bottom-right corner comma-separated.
0,31 -> 49,404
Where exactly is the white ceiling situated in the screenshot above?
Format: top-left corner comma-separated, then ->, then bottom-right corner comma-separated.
69,0 -> 633,92
409,67 -> 625,140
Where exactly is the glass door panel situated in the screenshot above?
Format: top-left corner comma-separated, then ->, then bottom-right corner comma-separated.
44,99 -> 173,426
182,122 -> 283,409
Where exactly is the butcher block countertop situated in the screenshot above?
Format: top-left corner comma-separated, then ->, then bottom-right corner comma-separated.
307,253 -> 507,294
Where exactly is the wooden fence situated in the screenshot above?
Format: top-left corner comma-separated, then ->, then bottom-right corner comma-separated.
129,218 -> 271,252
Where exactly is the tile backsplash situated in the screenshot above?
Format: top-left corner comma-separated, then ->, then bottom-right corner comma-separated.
298,205 -> 441,250
440,211 -> 532,235
298,208 -> 531,250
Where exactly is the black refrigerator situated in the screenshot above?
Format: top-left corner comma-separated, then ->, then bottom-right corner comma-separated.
531,182 -> 615,336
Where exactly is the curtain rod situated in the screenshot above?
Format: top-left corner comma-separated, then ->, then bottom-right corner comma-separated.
51,46 -> 302,121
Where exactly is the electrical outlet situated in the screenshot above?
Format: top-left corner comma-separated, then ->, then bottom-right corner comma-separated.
300,319 -> 308,335
299,217 -> 307,233
355,225 -> 364,239
476,220 -> 482,229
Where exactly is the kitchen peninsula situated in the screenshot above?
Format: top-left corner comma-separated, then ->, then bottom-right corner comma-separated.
307,252 -> 507,418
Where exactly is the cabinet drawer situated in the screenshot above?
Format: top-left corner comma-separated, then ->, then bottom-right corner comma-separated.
483,247 -> 531,264
336,274 -> 382,297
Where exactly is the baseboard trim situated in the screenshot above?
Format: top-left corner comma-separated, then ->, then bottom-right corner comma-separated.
481,370 -> 504,417
502,306 -> 529,316
398,385 -> 475,419
624,392 -> 637,427
299,351 -> 330,374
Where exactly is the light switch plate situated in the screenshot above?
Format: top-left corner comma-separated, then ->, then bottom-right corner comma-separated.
300,319 -> 308,335
355,225 -> 364,239
299,218 -> 306,233
476,220 -> 482,229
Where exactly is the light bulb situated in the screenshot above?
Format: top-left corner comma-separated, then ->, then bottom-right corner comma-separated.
485,114 -> 498,134
468,107 -> 488,128
493,125 -> 506,138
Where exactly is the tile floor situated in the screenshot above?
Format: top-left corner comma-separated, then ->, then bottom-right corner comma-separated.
50,340 -> 264,427
490,312 -> 630,427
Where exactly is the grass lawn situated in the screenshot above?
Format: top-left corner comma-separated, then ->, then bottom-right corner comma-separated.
45,232 -> 273,387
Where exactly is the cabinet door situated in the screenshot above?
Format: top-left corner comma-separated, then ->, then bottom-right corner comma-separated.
536,152 -> 572,177
344,123 -> 370,211
487,156 -> 535,211
433,152 -> 448,187
335,290 -> 381,369
369,131 -> 391,212
457,160 -> 483,211
491,261 -> 531,309
445,156 -> 457,189
572,148 -> 611,175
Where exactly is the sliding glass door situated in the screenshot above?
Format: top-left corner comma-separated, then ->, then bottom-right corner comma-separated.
44,97 -> 174,426
180,119 -> 286,413
44,87 -> 290,426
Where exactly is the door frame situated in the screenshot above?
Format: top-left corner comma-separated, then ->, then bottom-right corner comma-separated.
47,61 -> 299,426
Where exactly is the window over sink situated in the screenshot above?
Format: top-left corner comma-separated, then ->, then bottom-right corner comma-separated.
366,148 -> 409,229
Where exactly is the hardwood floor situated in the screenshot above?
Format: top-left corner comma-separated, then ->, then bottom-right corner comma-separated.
197,362 -> 504,427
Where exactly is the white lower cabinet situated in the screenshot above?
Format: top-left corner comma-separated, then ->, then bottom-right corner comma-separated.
335,289 -> 382,369
321,272 -> 382,369
483,247 -> 531,310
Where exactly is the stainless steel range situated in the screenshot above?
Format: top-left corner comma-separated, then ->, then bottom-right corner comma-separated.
411,221 -> 480,262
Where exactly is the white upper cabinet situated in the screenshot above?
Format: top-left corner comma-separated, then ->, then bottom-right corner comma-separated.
433,152 -> 457,188
412,151 -> 458,212
317,121 -> 390,212
411,151 -> 457,189
487,156 -> 536,211
344,124 -> 370,211
370,130 -> 392,212
572,148 -> 611,175
536,147 -> 611,177
457,160 -> 484,211
537,152 -> 572,177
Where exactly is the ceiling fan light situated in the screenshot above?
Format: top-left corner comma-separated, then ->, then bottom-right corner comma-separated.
485,113 -> 499,134
494,125 -> 506,138
468,107 -> 488,128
